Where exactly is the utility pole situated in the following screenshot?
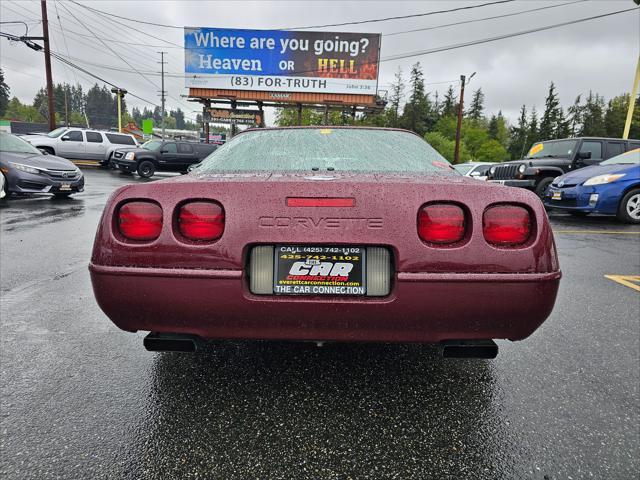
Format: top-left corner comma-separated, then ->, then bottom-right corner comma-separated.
158,52 -> 167,139
41,0 -> 56,131
454,72 -> 476,164
623,55 -> 640,139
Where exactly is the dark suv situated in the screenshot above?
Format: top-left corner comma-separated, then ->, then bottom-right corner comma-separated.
487,137 -> 640,198
112,139 -> 217,178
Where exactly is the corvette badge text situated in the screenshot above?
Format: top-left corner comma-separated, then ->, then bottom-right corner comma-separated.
259,217 -> 383,229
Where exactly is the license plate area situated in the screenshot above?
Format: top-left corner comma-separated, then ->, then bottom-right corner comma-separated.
274,245 -> 366,296
59,184 -> 72,191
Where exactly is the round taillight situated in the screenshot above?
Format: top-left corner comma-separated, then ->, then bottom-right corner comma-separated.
483,205 -> 531,246
178,201 -> 225,241
118,201 -> 163,241
418,204 -> 466,244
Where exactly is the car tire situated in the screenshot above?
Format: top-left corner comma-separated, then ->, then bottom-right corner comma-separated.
40,146 -> 55,155
0,172 -> 7,200
535,177 -> 554,200
137,161 -> 155,178
617,189 -> 640,224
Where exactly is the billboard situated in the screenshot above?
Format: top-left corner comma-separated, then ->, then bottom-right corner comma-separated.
184,28 -> 380,95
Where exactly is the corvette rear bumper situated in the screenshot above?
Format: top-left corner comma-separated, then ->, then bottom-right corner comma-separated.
89,264 -> 561,343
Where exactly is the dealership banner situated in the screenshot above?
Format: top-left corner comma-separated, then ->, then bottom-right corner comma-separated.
205,108 -> 263,125
184,28 -> 381,94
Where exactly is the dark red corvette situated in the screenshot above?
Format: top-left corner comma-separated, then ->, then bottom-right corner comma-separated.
90,127 -> 561,358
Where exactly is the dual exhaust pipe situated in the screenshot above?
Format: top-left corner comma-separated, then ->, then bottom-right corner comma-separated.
144,333 -> 498,359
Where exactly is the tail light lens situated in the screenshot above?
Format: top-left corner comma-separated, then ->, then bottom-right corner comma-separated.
178,201 -> 225,241
418,204 -> 466,244
483,205 -> 531,246
118,201 -> 163,241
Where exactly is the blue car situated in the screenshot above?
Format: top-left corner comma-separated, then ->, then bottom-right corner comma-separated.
544,149 -> 640,223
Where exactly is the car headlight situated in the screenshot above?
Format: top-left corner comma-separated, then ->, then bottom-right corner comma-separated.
583,174 -> 625,186
490,166 -> 496,175
10,162 -> 40,175
125,152 -> 135,160
518,164 -> 526,174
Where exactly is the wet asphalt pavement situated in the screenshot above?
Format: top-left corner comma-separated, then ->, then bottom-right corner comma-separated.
1,169 -> 638,479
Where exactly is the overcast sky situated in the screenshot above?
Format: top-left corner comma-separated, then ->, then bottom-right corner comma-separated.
0,0 -> 638,126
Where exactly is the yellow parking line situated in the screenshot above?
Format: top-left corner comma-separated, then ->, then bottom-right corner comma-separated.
604,275 -> 640,292
554,230 -> 640,235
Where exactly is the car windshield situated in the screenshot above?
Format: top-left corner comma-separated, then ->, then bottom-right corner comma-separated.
141,140 -> 163,151
197,128 -> 454,174
47,127 -> 68,138
0,133 -> 42,155
600,149 -> 640,165
526,140 -> 577,159
453,164 -> 475,175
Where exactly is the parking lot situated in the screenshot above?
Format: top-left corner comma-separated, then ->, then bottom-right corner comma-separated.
1,168 -> 638,479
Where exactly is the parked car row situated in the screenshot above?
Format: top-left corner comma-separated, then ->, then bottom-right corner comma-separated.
0,132 -> 84,198
110,139 -> 218,177
23,127 -> 138,164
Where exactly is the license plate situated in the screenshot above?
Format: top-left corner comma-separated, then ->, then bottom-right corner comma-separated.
59,184 -> 71,191
274,245 -> 366,296
552,191 -> 561,200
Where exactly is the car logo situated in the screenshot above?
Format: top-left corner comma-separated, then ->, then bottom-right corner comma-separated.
558,180 -> 565,187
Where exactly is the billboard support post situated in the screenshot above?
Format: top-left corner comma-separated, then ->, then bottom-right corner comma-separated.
323,105 -> 329,126
203,104 -> 209,143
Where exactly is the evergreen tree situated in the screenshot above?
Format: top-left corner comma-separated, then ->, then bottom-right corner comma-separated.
508,105 -> 529,159
441,85 -> 457,117
528,107 -> 539,147
603,94 -> 638,138
539,82 -> 561,140
554,107 -> 571,139
488,114 -> 499,140
0,69 -> 10,117
400,62 -> 429,135
580,91 -> 606,136
466,88 -> 485,121
387,67 -> 405,127
567,95 -> 583,136
171,108 -> 186,129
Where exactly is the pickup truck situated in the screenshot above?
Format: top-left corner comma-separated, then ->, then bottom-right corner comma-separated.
112,140 -> 218,177
24,127 -> 138,164
487,137 -> 640,198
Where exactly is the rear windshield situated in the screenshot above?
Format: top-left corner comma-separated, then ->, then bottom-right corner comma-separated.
197,128 -> 453,174
105,133 -> 136,145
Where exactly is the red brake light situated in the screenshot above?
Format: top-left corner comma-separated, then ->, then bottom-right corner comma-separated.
178,201 -> 224,241
118,201 -> 163,241
418,204 -> 466,244
483,205 -> 531,246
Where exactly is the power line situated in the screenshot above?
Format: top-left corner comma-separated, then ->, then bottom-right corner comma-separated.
287,0 -> 515,30
57,1 -> 161,91
67,0 -> 515,31
381,6 -> 639,62
386,0 -> 587,37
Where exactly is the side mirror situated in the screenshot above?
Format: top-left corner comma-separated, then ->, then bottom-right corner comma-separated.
160,149 -> 168,154
61,135 -> 70,141
470,171 -> 481,177
577,151 -> 592,160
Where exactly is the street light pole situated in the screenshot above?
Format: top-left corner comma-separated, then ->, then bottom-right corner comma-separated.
111,88 -> 127,133
454,72 -> 476,164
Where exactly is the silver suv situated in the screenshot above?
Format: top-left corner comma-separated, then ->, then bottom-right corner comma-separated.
24,127 -> 139,165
